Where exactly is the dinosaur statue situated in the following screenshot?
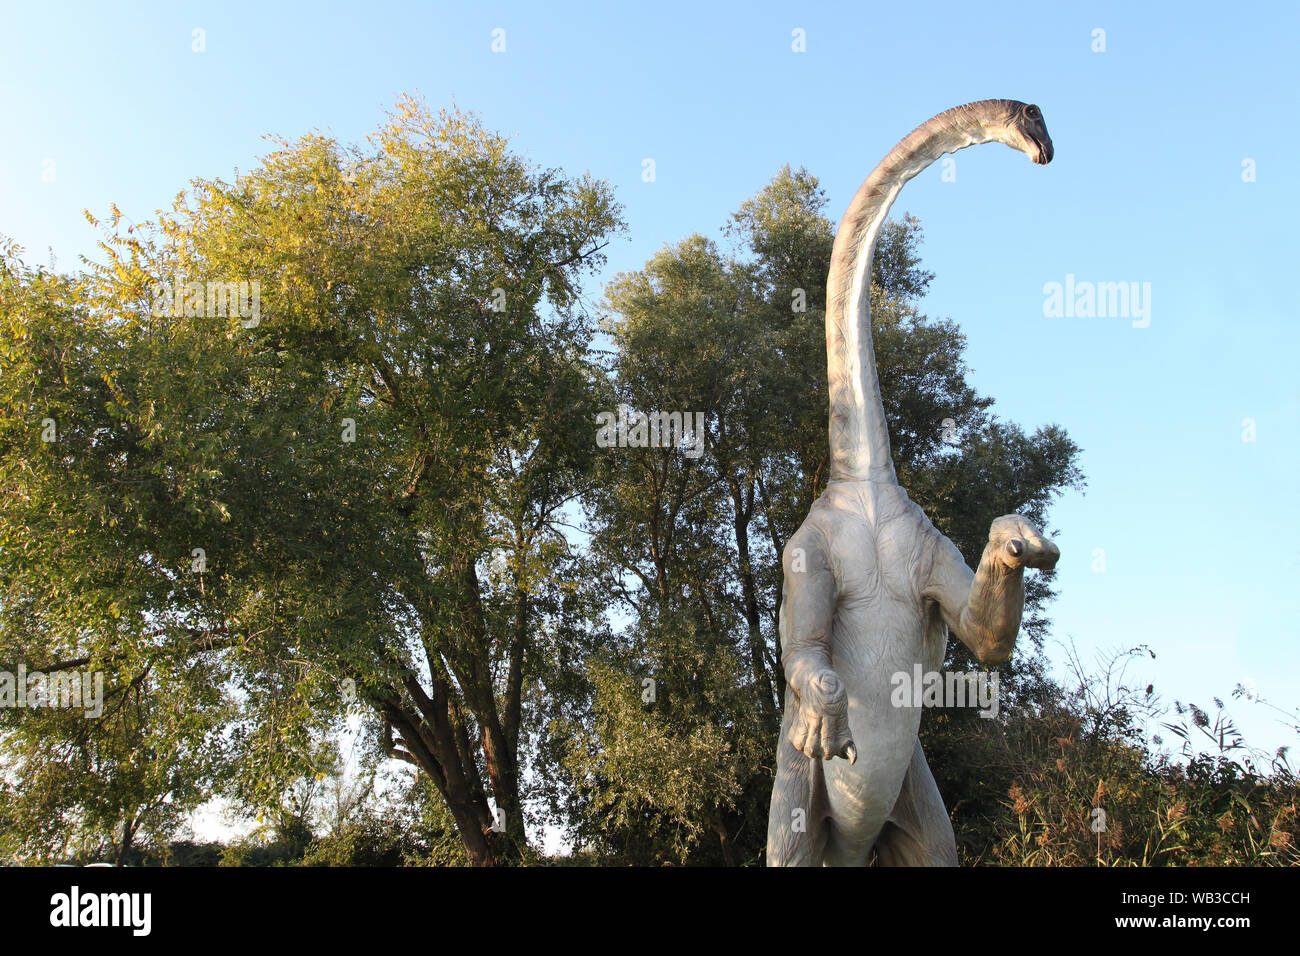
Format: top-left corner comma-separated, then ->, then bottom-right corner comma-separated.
766,100 -> 1059,866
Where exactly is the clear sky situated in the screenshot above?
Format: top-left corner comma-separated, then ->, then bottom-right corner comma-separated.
3,1 -> 1297,769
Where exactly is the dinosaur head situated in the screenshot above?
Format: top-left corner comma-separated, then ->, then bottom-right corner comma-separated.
1000,101 -> 1053,165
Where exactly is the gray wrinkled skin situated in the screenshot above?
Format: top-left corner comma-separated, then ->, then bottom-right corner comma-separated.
766,101 -> 1059,866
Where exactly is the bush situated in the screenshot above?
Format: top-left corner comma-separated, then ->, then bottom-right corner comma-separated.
941,645 -> 1299,866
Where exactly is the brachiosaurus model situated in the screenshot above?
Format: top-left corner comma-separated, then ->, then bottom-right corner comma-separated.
766,100 -> 1059,866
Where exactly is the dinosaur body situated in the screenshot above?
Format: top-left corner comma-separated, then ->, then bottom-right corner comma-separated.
766,101 -> 1059,866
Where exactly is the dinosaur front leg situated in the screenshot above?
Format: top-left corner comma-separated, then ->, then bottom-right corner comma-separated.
923,514 -> 1059,666
778,528 -> 857,764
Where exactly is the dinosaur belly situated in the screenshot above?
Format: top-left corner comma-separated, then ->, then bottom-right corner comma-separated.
823,597 -> 940,855
814,486 -> 948,859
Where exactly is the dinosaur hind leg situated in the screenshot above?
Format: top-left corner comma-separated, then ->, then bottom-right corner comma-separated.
873,737 -> 958,866
766,705 -> 830,865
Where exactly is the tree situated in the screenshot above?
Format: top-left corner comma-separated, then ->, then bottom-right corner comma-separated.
0,96 -> 622,865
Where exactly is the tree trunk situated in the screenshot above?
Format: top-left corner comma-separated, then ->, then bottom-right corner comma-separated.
729,476 -> 778,730
375,692 -> 499,866
707,812 -> 737,867
115,814 -> 137,866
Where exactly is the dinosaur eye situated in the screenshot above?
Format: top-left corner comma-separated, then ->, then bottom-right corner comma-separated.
1026,105 -> 1040,119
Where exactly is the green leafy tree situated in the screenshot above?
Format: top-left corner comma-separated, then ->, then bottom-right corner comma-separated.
0,97 -> 621,865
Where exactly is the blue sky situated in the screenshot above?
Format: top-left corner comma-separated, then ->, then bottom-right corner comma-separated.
3,1 -> 1297,766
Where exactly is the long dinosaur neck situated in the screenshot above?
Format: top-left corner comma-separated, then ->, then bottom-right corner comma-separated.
825,101 -> 1010,484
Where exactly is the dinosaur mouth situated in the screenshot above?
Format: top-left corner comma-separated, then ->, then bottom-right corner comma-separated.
1028,133 -> 1053,165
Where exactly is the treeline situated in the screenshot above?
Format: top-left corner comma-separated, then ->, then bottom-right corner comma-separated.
0,97 -> 1293,865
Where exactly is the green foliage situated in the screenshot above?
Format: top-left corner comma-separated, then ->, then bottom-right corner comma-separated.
970,647 -> 1299,866
550,618 -> 756,864
0,96 -> 621,864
